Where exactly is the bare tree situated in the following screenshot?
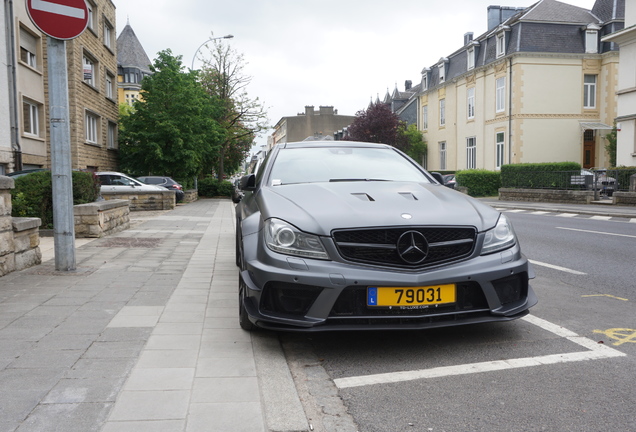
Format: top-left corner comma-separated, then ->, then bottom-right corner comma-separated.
198,38 -> 269,180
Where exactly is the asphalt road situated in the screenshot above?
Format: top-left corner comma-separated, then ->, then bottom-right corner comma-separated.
281,211 -> 636,432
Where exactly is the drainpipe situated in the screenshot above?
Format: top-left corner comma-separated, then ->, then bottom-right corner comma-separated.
508,57 -> 513,165
5,0 -> 22,170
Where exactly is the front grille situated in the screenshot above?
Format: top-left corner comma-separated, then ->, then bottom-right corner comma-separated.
333,226 -> 476,268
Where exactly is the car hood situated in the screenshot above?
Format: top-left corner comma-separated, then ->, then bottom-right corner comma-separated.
258,182 -> 500,235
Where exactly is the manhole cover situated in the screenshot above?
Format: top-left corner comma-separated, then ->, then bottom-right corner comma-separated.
97,238 -> 162,248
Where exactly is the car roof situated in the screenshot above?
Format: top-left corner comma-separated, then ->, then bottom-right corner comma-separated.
95,171 -> 135,177
281,141 -> 392,150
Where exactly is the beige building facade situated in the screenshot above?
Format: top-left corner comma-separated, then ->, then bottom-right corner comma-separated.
603,0 -> 636,167
2,0 -> 118,174
419,0 -> 623,172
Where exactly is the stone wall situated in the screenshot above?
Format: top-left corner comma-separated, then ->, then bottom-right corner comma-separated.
100,190 -> 175,211
12,218 -> 42,271
183,189 -> 198,203
0,176 -> 42,277
613,192 -> 636,206
498,188 -> 593,204
74,199 -> 130,238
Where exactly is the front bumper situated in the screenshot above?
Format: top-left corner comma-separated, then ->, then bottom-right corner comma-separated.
240,239 -> 537,332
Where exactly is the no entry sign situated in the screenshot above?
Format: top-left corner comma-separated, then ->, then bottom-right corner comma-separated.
26,0 -> 89,40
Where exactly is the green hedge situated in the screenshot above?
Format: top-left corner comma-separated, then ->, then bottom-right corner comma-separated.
455,169 -> 501,197
10,171 -> 100,228
500,162 -> 581,189
197,177 -> 234,198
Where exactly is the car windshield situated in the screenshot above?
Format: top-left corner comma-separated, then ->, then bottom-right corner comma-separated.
268,147 -> 430,186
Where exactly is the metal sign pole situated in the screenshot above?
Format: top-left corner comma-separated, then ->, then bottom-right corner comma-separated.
47,37 -> 76,271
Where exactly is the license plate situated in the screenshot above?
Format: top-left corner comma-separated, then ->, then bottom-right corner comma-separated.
367,284 -> 456,307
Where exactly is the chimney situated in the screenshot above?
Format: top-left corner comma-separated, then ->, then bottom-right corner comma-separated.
405,80 -> 412,90
487,5 -> 525,30
464,32 -> 473,45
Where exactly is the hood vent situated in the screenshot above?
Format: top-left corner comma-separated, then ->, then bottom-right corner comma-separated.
399,192 -> 418,201
351,193 -> 375,202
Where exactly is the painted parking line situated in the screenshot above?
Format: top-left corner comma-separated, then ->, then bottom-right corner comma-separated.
531,211 -> 551,215
529,259 -> 586,275
555,213 -> 577,218
334,314 -> 626,389
557,227 -> 636,239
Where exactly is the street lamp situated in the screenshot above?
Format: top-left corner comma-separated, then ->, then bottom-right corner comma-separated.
191,35 -> 234,70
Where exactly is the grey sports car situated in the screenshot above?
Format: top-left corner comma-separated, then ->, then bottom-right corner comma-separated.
235,141 -> 536,331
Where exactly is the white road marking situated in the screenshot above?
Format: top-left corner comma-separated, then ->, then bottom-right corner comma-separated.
591,215 -> 612,221
503,209 -> 525,213
529,259 -> 586,275
531,211 -> 550,215
557,227 -> 636,239
555,213 -> 577,217
32,0 -> 85,19
334,314 -> 625,389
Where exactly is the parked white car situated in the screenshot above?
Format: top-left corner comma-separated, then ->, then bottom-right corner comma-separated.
96,172 -> 165,193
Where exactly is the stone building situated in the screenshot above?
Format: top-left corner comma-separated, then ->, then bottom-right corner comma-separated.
116,22 -> 152,107
271,106 -> 356,148
1,0 -> 118,173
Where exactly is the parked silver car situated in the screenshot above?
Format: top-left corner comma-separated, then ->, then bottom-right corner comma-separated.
96,172 -> 165,193
235,141 -> 536,331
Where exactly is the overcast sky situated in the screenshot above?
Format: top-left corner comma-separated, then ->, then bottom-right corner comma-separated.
115,0 -> 596,151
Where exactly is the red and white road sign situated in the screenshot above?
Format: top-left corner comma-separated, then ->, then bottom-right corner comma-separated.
26,0 -> 88,40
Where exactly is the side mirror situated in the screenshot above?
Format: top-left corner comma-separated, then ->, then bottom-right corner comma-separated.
430,172 -> 444,185
240,174 -> 256,191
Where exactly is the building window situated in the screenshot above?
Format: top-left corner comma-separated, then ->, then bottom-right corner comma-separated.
584,75 -> 597,109
421,71 -> 428,90
496,132 -> 505,169
23,99 -> 41,136
19,27 -> 38,68
83,55 -> 96,86
585,30 -> 598,54
467,87 -> 475,119
87,0 -> 96,31
438,62 -> 445,83
107,121 -> 117,149
496,77 -> 506,113
422,105 -> 428,130
85,111 -> 99,144
467,47 -> 475,70
105,71 -> 115,99
439,142 -> 447,170
466,137 -> 476,169
496,32 -> 506,58
439,99 -> 446,127
103,19 -> 114,49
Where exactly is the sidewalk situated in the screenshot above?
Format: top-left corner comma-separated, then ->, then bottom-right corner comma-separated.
0,199 -> 307,432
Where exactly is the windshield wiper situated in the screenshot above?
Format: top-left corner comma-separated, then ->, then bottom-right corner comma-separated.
329,178 -> 390,182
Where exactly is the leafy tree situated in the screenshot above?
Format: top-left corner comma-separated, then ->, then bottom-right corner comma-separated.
346,102 -> 408,150
118,50 -> 224,179
198,39 -> 268,181
401,123 -> 427,166
604,124 -> 617,167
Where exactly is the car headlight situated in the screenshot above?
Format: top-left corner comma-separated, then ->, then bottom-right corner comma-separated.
481,214 -> 517,255
265,218 -> 329,260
